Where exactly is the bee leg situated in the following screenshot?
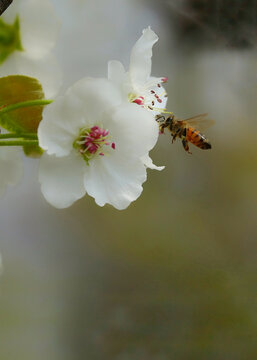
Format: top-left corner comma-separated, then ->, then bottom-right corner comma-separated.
182,139 -> 192,154
157,116 -> 167,134
171,134 -> 177,143
159,124 -> 165,134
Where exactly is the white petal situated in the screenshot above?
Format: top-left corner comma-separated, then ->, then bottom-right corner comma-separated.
129,27 -> 158,86
107,103 -> 159,158
69,77 -> 123,122
39,78 -> 123,156
84,154 -> 147,210
0,52 -> 62,98
141,154 -> 165,171
0,148 -> 23,197
3,0 -> 61,60
108,60 -> 126,86
38,92 -> 85,156
108,61 -> 132,103
38,152 -> 86,209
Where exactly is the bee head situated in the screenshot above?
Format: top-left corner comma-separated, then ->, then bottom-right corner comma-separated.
155,115 -> 166,126
156,114 -> 174,124
170,115 -> 175,123
166,115 -> 175,127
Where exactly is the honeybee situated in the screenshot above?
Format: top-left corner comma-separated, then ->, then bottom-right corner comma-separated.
156,113 -> 214,154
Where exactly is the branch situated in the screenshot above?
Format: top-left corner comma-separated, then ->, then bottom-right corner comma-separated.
0,0 -> 13,16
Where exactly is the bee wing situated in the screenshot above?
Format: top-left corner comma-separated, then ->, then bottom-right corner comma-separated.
178,114 -> 215,132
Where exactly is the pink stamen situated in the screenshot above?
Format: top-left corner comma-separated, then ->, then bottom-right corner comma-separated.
133,97 -> 144,106
82,126 -> 115,156
162,77 -> 168,83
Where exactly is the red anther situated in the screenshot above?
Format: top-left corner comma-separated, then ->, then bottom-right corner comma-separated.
157,98 -> 162,103
133,98 -> 144,105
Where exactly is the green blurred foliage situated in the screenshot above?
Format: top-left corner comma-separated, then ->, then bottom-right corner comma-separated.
0,16 -> 22,64
0,75 -> 45,134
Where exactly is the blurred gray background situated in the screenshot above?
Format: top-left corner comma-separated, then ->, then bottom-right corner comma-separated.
0,0 -> 257,359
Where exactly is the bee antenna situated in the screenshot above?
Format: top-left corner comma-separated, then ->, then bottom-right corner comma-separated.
161,110 -> 173,115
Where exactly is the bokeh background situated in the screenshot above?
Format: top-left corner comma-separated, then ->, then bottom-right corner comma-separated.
1,0 -> 257,359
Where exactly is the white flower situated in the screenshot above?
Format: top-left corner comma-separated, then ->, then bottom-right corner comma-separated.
0,147 -> 23,197
38,77 -> 159,209
1,0 -> 62,97
108,27 -> 167,172
108,27 -> 168,116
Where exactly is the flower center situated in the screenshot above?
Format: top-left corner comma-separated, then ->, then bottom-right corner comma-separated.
128,77 -> 168,112
74,126 -> 115,164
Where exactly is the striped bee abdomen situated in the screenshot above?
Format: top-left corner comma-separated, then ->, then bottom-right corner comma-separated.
186,127 -> 211,150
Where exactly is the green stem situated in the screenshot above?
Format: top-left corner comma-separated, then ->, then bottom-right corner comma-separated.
0,133 -> 38,140
0,99 -> 53,115
0,140 -> 39,147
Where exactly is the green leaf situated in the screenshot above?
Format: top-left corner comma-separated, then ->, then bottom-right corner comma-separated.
0,16 -> 23,64
0,75 -> 46,133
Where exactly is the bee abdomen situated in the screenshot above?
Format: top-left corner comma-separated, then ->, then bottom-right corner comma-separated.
186,127 -> 211,150
199,141 -> 211,150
